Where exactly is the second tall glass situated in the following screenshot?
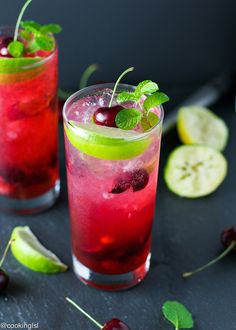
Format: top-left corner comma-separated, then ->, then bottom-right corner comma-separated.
0,27 -> 59,214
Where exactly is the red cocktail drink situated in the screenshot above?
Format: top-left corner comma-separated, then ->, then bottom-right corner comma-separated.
0,27 -> 59,213
63,83 -> 164,290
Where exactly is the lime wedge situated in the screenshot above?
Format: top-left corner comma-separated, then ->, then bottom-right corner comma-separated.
164,145 -> 227,198
11,226 -> 68,273
65,122 -> 151,160
0,57 -> 42,74
177,106 -> 228,151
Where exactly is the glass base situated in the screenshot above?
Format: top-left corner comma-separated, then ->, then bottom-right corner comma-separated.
0,180 -> 60,214
72,253 -> 151,291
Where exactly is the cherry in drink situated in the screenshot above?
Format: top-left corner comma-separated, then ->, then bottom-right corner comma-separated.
0,6 -> 61,213
63,78 -> 166,290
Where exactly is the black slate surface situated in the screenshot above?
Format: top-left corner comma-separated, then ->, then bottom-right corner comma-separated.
0,89 -> 236,330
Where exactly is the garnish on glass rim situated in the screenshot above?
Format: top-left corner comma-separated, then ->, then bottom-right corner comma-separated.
183,226 -> 236,278
93,67 -> 169,131
8,0 -> 62,58
66,297 -> 131,330
162,301 -> 194,330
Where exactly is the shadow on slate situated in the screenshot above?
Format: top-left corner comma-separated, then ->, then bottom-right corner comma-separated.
0,87 -> 236,329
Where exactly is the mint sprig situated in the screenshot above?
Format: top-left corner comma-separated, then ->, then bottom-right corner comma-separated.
143,91 -> 169,111
117,80 -> 159,104
7,0 -> 62,58
115,108 -> 142,130
21,21 -> 62,52
162,301 -> 194,330
114,70 -> 169,131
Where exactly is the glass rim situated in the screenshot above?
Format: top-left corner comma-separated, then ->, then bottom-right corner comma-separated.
0,26 -> 57,69
63,83 -> 164,140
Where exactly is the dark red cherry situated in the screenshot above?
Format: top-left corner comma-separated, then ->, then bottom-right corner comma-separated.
0,37 -> 13,58
110,179 -> 131,194
0,269 -> 9,292
93,105 -> 123,127
131,169 -> 149,192
221,227 -> 236,250
110,169 -> 149,194
102,318 -> 130,330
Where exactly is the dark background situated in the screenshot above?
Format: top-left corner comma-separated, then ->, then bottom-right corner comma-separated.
1,1 -> 236,330
1,0 -> 236,88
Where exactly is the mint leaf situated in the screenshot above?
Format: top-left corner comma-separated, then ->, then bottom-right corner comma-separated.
8,41 -> 24,58
26,38 -> 40,53
40,24 -> 62,34
20,30 -> 32,41
162,301 -> 194,329
140,112 -> 159,131
115,108 -> 142,130
117,91 -> 137,103
21,20 -> 41,33
140,117 -> 151,131
144,92 -> 169,111
35,35 -> 55,51
147,111 -> 159,127
135,80 -> 159,98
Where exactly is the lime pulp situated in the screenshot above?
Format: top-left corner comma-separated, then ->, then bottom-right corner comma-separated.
164,145 -> 227,198
177,106 -> 228,151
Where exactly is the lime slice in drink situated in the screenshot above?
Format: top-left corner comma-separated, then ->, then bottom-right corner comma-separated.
0,57 -> 42,74
164,145 -> 227,198
65,122 -> 151,160
177,106 -> 228,151
11,226 -> 68,273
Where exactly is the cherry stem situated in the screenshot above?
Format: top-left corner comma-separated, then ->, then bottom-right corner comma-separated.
14,0 -> 32,41
108,67 -> 134,108
65,297 -> 103,329
0,239 -> 15,268
183,240 -> 236,278
80,64 -> 99,90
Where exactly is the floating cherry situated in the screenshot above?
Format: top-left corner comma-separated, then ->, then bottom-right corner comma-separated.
66,297 -> 131,329
0,239 -> 14,293
131,169 -> 149,192
93,105 -> 123,127
111,169 -> 149,194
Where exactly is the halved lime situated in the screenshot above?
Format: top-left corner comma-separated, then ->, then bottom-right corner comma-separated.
0,57 -> 42,74
65,122 -> 151,160
177,106 -> 228,151
164,145 -> 227,198
11,226 -> 68,273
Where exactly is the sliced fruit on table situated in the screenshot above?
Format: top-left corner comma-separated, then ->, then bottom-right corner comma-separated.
177,106 -> 228,151
164,145 -> 227,198
11,226 -> 68,273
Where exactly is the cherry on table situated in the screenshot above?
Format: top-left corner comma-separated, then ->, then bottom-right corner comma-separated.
103,318 -> 130,330
93,105 -> 123,127
0,269 -> 9,292
66,298 -> 131,330
0,37 -> 13,58
0,239 -> 14,293
221,226 -> 236,250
